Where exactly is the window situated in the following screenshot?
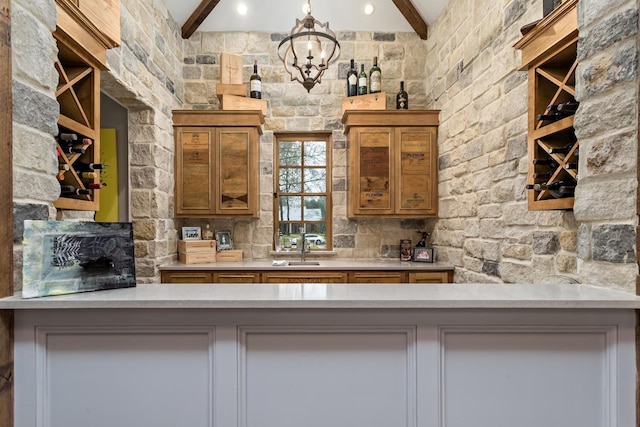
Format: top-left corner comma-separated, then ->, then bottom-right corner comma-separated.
274,133 -> 331,251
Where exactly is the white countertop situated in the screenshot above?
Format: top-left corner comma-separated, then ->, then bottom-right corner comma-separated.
1,283 -> 640,309
159,259 -> 454,271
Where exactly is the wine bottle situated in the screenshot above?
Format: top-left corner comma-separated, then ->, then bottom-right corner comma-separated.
60,185 -> 92,196
548,143 -> 575,154
564,162 -> 578,170
532,158 -> 558,167
58,132 -> 78,142
86,183 -> 103,189
396,81 -> 408,109
369,56 -> 381,94
80,171 -> 98,180
250,60 -> 262,99
74,161 -> 105,172
346,59 -> 358,97
63,145 -> 87,154
358,64 -> 368,95
548,100 -> 579,114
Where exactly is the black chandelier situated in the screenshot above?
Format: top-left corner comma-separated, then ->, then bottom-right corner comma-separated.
277,0 -> 341,92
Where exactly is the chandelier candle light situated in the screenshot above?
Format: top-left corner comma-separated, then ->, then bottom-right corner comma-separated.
278,0 -> 340,92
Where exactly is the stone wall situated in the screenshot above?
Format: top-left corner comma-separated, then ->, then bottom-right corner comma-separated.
424,0 -> 639,291
180,31 -> 432,260
10,0 -> 59,291
573,0 -> 639,291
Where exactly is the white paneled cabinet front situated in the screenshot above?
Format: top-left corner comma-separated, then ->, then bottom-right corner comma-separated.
14,309 -> 635,427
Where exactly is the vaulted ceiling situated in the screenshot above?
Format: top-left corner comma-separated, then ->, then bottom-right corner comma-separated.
163,0 -> 448,40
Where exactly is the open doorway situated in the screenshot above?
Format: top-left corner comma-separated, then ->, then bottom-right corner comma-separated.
98,93 -> 129,222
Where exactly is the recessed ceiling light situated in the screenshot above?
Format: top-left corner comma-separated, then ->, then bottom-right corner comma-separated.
364,4 -> 375,15
237,3 -> 247,15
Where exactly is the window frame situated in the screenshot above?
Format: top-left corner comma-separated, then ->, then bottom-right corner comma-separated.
273,132 -> 332,252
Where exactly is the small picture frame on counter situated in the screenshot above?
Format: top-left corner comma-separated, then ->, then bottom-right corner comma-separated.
400,239 -> 412,261
182,226 -> 201,241
216,230 -> 233,250
413,247 -> 434,263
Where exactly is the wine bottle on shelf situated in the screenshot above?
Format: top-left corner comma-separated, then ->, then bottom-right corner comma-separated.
358,64 -> 368,95
532,171 -> 552,179
74,161 -> 104,172
80,171 -> 98,180
250,60 -> 262,99
396,81 -> 408,110
564,162 -> 578,170
369,56 -> 381,94
346,59 -> 358,97
548,100 -> 579,114
547,143 -> 575,154
60,185 -> 92,196
63,145 -> 87,154
532,158 -> 559,168
57,132 -> 78,142
86,183 -> 103,190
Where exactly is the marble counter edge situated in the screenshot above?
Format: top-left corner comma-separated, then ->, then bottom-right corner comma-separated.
159,260 -> 455,271
1,283 -> 640,310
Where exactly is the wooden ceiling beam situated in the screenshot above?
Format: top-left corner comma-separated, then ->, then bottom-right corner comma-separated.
181,0 -> 221,39
392,0 -> 429,40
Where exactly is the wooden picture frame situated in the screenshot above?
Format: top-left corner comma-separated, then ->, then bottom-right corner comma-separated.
413,247 -> 434,263
182,227 -> 201,240
216,230 -> 233,250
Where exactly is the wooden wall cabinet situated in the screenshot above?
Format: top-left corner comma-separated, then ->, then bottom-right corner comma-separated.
173,110 -> 264,218
342,110 -> 439,217
53,0 -> 120,211
514,0 -> 578,210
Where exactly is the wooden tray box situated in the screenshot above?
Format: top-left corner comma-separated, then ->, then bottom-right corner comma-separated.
178,240 -> 216,253
341,92 -> 386,114
219,94 -> 267,115
179,250 -> 217,264
216,83 -> 247,97
220,52 -> 243,84
216,249 -> 243,262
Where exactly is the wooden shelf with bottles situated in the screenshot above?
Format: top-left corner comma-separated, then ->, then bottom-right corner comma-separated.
53,0 -> 120,211
514,0 -> 578,210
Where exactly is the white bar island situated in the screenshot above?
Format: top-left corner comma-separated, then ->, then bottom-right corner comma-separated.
1,283 -> 639,427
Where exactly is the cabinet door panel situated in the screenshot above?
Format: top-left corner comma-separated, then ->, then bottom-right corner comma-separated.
216,128 -> 255,215
213,272 -> 261,283
395,128 -> 438,216
161,271 -> 213,283
262,272 -> 347,283
349,128 -> 394,216
175,128 -> 214,216
408,272 -> 451,284
348,272 -> 405,283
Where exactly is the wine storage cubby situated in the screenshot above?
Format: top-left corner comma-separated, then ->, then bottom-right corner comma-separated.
514,0 -> 578,210
53,34 -> 101,211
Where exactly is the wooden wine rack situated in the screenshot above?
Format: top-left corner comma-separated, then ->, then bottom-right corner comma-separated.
54,36 -> 101,211
514,0 -> 579,210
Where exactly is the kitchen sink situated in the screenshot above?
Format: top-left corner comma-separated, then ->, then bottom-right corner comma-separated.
287,261 -> 321,266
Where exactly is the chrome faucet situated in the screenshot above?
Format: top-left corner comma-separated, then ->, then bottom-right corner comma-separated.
299,230 -> 308,261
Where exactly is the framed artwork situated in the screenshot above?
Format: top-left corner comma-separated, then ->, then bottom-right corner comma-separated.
216,230 -> 233,250
413,247 -> 434,263
22,221 -> 136,299
400,239 -> 412,261
182,226 -> 201,240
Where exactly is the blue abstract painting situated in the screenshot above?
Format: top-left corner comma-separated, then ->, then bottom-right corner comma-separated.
22,221 -> 136,298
